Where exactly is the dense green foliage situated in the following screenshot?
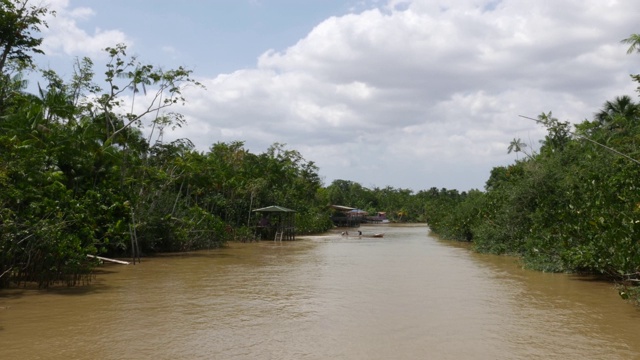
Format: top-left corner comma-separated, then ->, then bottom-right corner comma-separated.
0,1 -> 336,288
424,36 -> 640,302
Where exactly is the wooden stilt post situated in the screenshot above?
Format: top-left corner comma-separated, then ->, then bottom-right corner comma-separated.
130,209 -> 141,264
129,224 -> 136,265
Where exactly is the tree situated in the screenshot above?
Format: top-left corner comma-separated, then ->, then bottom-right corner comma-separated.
537,112 -> 571,153
622,33 -> 640,94
507,138 -> 528,160
95,43 -> 203,147
0,1 -> 52,114
594,95 -> 639,125
621,34 -> 640,55
0,0 -> 51,74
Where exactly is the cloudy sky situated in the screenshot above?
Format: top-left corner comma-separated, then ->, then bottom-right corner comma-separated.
31,0 -> 640,191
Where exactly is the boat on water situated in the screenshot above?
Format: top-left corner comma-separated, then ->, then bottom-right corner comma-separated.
341,231 -> 385,238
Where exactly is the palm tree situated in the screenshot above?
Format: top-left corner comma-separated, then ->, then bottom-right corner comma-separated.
595,95 -> 639,125
508,138 -> 527,159
621,34 -> 640,54
622,33 -> 640,96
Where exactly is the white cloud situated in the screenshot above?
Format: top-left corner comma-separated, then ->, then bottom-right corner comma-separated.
34,0 -> 640,190
37,0 -> 130,58
176,0 -> 638,190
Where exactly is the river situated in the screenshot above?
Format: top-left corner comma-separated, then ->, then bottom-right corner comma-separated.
1,224 -> 639,359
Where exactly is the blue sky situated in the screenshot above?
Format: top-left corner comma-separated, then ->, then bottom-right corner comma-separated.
85,1 -> 359,75
32,0 -> 640,191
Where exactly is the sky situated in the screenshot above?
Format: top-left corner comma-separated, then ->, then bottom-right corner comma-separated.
28,0 -> 640,191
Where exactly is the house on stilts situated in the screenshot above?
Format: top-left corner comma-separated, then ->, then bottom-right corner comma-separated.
253,205 -> 296,241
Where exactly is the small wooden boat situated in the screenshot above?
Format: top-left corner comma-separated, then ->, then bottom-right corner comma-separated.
342,231 -> 384,238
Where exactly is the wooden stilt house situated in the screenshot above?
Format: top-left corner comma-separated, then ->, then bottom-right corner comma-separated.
253,205 -> 296,241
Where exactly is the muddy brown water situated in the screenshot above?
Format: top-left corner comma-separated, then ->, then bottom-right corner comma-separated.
1,224 -> 639,359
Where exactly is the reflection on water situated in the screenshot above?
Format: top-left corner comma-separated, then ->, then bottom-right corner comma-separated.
1,224 -> 639,359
